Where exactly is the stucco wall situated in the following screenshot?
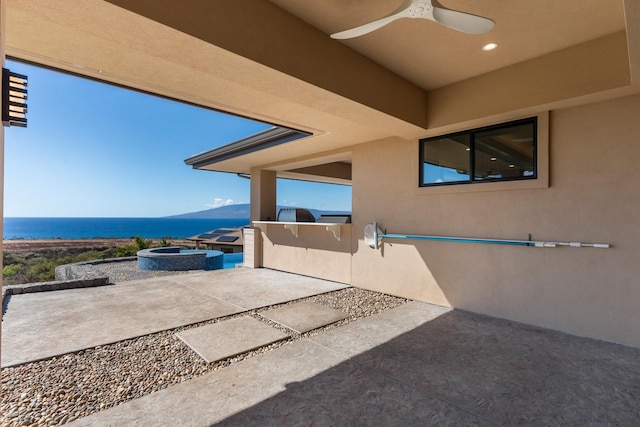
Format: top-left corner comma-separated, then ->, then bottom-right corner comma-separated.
260,224 -> 352,284
351,94 -> 640,347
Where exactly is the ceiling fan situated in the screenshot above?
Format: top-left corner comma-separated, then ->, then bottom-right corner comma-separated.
330,0 -> 495,39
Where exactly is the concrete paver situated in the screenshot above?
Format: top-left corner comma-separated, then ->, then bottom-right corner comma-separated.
260,301 -> 348,333
175,316 -> 289,363
180,268 -> 348,308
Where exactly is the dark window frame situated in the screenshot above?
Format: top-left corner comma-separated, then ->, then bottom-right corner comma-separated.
419,117 -> 538,187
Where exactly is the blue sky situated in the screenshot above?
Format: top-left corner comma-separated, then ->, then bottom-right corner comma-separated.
3,60 -> 352,217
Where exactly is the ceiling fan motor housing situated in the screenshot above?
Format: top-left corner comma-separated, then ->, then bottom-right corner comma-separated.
408,2 -> 433,19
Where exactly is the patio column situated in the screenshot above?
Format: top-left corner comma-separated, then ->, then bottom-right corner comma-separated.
245,168 -> 276,269
250,168 -> 276,222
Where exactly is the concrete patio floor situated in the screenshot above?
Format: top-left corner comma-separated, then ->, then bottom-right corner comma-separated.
3,268 -> 640,425
67,300 -> 640,426
1,268 -> 348,367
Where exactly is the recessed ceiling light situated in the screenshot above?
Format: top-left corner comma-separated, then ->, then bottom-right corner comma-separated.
482,42 -> 498,51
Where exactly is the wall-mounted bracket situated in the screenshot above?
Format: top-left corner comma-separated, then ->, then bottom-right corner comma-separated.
325,224 -> 341,241
283,223 -> 299,238
254,223 -> 268,234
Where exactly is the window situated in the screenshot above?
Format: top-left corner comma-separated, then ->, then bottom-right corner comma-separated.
420,118 -> 537,187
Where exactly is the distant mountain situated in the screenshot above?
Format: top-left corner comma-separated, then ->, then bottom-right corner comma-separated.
166,204 -> 251,219
166,203 -> 350,219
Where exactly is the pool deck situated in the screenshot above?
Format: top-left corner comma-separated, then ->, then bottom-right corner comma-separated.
3,268 -> 640,425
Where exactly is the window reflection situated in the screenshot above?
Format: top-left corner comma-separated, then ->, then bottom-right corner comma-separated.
422,135 -> 470,184
420,118 -> 536,186
474,122 -> 535,181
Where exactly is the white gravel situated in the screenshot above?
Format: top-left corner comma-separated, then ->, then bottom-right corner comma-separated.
1,263 -> 408,427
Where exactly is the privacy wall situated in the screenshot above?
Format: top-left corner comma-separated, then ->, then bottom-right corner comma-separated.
351,94 -> 640,347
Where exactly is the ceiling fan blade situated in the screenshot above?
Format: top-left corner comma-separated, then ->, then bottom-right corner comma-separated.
432,7 -> 494,34
331,15 -> 403,39
331,0 -> 413,39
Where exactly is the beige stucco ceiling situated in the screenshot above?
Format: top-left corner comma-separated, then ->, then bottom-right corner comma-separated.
272,0 -> 626,90
3,0 -> 637,179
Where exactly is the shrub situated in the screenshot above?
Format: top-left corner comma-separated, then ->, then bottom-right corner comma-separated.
116,245 -> 136,257
4,252 -> 20,265
27,260 -> 57,282
114,236 -> 152,258
75,249 -> 117,262
133,236 -> 151,251
3,263 -> 24,278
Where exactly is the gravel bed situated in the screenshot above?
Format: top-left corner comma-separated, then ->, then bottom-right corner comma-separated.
1,276 -> 408,426
68,259 -> 197,283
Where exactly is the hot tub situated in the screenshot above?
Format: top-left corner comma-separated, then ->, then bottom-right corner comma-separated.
137,247 -> 224,271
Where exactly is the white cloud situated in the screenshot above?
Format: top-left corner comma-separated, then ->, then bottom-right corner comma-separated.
206,198 -> 234,208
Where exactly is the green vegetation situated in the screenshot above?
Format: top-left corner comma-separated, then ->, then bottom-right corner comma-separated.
2,236 -> 169,286
158,238 -> 172,247
3,248 -> 118,285
114,236 -> 152,257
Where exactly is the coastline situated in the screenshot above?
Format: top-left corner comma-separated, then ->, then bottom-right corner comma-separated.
2,238 -> 197,251
2,217 -> 250,242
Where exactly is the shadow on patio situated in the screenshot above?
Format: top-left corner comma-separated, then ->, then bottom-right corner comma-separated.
216,310 -> 640,425
72,303 -> 640,426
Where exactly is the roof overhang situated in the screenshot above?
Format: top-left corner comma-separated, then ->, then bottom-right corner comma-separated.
4,0 -> 640,184
184,125 -> 353,185
185,126 -> 310,170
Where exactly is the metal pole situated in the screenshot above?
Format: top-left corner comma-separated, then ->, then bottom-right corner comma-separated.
366,222 -> 611,249
380,233 -> 533,246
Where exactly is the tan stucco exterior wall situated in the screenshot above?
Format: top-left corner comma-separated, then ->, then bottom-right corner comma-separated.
351,94 -> 640,347
260,224 -> 352,284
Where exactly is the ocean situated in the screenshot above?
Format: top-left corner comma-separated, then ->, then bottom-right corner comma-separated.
2,217 -> 250,240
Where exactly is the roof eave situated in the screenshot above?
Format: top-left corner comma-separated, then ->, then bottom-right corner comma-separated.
184,126 -> 311,169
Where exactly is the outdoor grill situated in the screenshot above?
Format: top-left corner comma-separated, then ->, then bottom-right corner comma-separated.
277,208 -> 316,222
